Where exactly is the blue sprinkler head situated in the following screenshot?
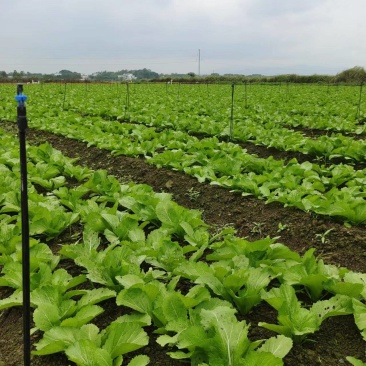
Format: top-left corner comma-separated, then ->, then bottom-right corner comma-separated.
15,93 -> 28,106
15,83 -> 27,106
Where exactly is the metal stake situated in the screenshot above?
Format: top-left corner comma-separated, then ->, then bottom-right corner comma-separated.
15,84 -> 31,366
230,83 -> 235,141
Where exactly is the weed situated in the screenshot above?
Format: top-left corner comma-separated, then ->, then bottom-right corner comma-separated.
315,228 -> 334,244
185,187 -> 201,201
277,222 -> 288,233
250,222 -> 264,236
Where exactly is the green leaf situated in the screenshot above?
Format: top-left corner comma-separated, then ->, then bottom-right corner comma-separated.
257,322 -> 291,338
0,261 -> 23,289
115,274 -> 145,289
182,285 -> 211,309
156,333 -> 179,347
174,325 -> 208,349
51,268 -> 86,291
66,339 -> 113,366
261,284 -> 296,312
75,256 -> 112,287
156,200 -> 181,229
77,288 -> 116,308
116,283 -> 160,315
352,298 -> 366,341
60,227 -> 101,259
129,228 -> 146,242
33,326 -> 81,355
196,274 -> 231,301
29,243 -> 60,271
310,294 -> 353,322
127,355 -> 150,366
33,303 -> 62,331
257,335 -> 293,359
0,290 -> 23,310
102,322 -> 149,359
346,356 -> 366,366
227,267 -> 272,314
61,305 -> 104,327
31,285 -> 60,307
162,291 -> 187,323
260,284 -> 321,342
175,261 -> 211,280
114,313 -> 152,327
200,306 -> 251,365
325,282 -> 366,298
80,324 -> 103,345
342,271 -> 366,299
243,351 -> 283,366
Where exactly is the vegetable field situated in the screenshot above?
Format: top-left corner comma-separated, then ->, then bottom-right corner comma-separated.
1,82 -> 366,365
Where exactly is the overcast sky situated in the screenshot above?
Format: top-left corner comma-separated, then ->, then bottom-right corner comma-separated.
1,0 -> 365,76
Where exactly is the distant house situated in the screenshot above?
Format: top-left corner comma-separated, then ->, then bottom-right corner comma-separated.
118,73 -> 136,82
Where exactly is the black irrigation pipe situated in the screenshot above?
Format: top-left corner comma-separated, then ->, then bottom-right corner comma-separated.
15,83 -> 31,366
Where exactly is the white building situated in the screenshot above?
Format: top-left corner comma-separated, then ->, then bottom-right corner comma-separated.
118,73 -> 136,82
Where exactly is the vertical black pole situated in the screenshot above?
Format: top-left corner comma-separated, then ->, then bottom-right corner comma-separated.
244,81 -> 248,108
125,82 -> 130,120
230,83 -> 235,141
16,84 -> 31,366
356,82 -> 363,121
62,82 -> 67,110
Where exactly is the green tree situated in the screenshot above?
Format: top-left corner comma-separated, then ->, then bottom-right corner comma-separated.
335,66 -> 366,83
131,68 -> 159,80
58,70 -> 82,80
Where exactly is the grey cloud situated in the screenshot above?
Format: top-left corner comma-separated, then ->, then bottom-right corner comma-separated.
0,0 -> 365,75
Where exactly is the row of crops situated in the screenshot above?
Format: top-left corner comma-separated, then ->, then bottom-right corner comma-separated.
1,83 -> 366,225
2,126 -> 366,365
1,82 -> 366,365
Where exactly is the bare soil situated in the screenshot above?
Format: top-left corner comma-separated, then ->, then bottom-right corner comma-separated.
1,121 -> 366,365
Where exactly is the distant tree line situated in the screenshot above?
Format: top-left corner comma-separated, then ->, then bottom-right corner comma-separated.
0,66 -> 365,84
160,66 -> 366,84
0,68 -> 159,82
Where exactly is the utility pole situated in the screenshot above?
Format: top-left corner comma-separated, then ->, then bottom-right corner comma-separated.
198,49 -> 201,76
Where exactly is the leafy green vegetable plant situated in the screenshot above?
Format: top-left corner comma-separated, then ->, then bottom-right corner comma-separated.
259,284 -> 353,343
